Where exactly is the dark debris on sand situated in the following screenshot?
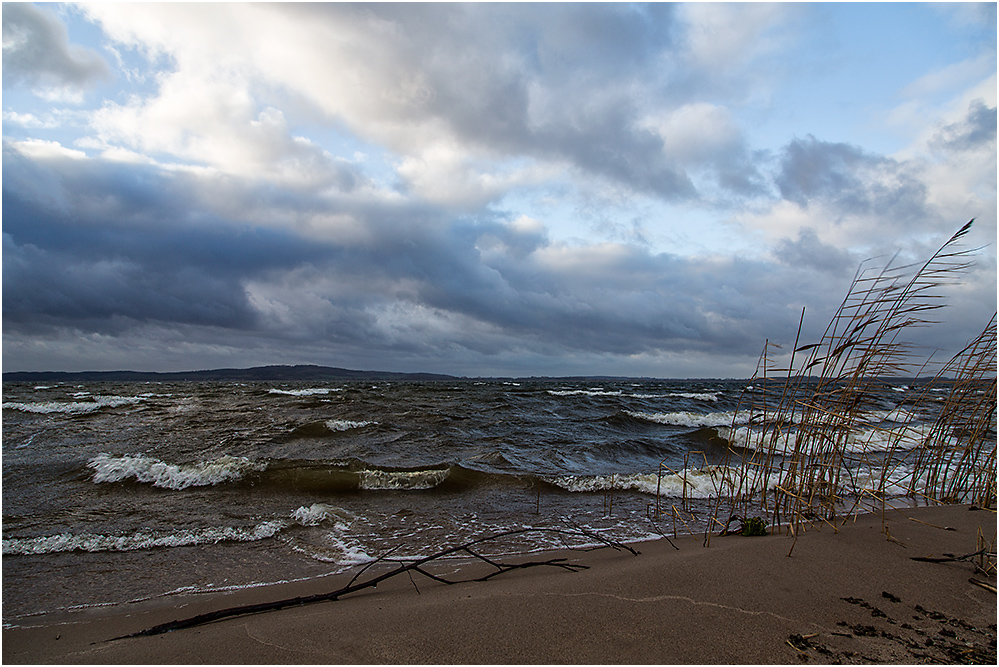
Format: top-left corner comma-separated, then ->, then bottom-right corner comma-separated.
786,592 -> 997,664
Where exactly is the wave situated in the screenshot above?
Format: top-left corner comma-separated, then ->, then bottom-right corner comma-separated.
547,389 -> 623,397
2,502 -> 355,556
2,521 -> 286,556
716,422 -> 934,454
88,453 -> 267,490
289,419 -> 377,438
3,395 -> 143,415
358,467 -> 450,490
87,453 -> 479,494
625,410 -> 740,428
289,502 -> 352,527
632,392 -> 721,402
267,388 -> 343,397
546,466 -> 738,498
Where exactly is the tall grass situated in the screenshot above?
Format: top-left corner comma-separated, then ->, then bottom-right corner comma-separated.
707,221 -> 996,536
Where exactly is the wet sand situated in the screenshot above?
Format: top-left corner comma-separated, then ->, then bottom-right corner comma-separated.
3,504 -> 995,664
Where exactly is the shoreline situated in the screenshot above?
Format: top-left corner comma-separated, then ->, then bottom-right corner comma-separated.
3,504 -> 996,664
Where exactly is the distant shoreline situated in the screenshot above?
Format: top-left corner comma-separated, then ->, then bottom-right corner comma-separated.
1,364 -> 712,383
2,364 -> 949,383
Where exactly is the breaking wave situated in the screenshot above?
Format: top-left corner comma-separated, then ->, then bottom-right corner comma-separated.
626,410 -> 740,427
546,466 -> 738,498
548,388 -> 624,397
267,388 -> 343,397
3,395 -> 144,415
88,453 -> 266,490
716,423 -> 934,454
2,521 -> 287,555
358,467 -> 450,491
2,502 -> 356,556
289,419 -> 377,438
633,392 -> 722,401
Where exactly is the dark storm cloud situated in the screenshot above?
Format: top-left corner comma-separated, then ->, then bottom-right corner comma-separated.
2,3 -> 110,91
2,235 -> 258,331
775,135 -> 928,219
2,143 -> 811,364
1,145 -> 327,333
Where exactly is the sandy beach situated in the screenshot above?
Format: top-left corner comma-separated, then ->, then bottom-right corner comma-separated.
3,504 -> 995,664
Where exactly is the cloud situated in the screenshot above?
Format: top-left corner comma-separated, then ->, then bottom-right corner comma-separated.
679,2 -> 793,71
2,3 -> 110,95
930,98 -> 997,153
3,138 -> 817,372
775,135 -> 928,220
1,140 -> 334,334
79,2 -> 794,205
3,3 -> 994,377
773,227 -> 854,275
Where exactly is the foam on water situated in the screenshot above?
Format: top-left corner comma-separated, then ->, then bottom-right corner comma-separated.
548,389 -> 623,397
3,395 -> 143,415
3,503 -> 356,557
324,419 -> 376,431
358,468 -> 450,490
268,387 -> 343,396
290,503 -> 353,528
88,453 -> 266,489
547,466 -> 737,498
632,391 -> 721,401
718,422 -> 933,454
626,409 -> 739,427
1,521 -> 287,555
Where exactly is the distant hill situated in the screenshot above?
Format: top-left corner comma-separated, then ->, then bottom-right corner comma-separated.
2,364 -> 462,383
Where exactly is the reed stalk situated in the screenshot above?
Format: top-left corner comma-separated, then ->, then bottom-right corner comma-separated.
709,221 -> 995,535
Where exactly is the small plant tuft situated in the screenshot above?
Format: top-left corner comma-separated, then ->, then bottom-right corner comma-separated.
742,517 -> 768,536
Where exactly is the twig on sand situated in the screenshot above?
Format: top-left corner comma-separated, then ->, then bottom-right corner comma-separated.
910,548 -> 989,564
109,526 -> 638,641
968,578 -> 996,593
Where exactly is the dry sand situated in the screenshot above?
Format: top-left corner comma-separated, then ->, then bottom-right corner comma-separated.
3,504 -> 995,664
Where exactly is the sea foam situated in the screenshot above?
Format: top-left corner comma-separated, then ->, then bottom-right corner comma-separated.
3,395 -> 143,415
88,453 -> 265,490
547,467 -> 737,498
358,468 -> 450,490
324,419 -> 375,431
626,410 -> 738,427
268,388 -> 342,396
2,521 -> 286,555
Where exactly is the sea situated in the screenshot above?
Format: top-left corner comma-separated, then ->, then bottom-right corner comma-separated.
0,377 -> 956,623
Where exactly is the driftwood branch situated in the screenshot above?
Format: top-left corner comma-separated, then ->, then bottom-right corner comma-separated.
111,526 -> 638,640
910,548 -> 990,564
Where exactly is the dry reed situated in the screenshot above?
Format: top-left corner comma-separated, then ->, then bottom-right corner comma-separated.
702,220 -> 996,536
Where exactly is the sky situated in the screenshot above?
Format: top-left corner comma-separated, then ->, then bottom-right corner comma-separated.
2,1 -> 996,378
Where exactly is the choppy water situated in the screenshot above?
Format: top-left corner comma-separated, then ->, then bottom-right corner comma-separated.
1,378 -> 945,621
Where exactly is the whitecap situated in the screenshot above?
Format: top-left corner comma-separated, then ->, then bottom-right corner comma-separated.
626,410 -> 738,427
268,388 -> 342,396
3,395 -> 143,415
2,521 -> 287,555
546,467 -> 738,498
88,453 -> 266,490
290,503 -> 353,528
324,419 -> 375,431
358,468 -> 449,490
